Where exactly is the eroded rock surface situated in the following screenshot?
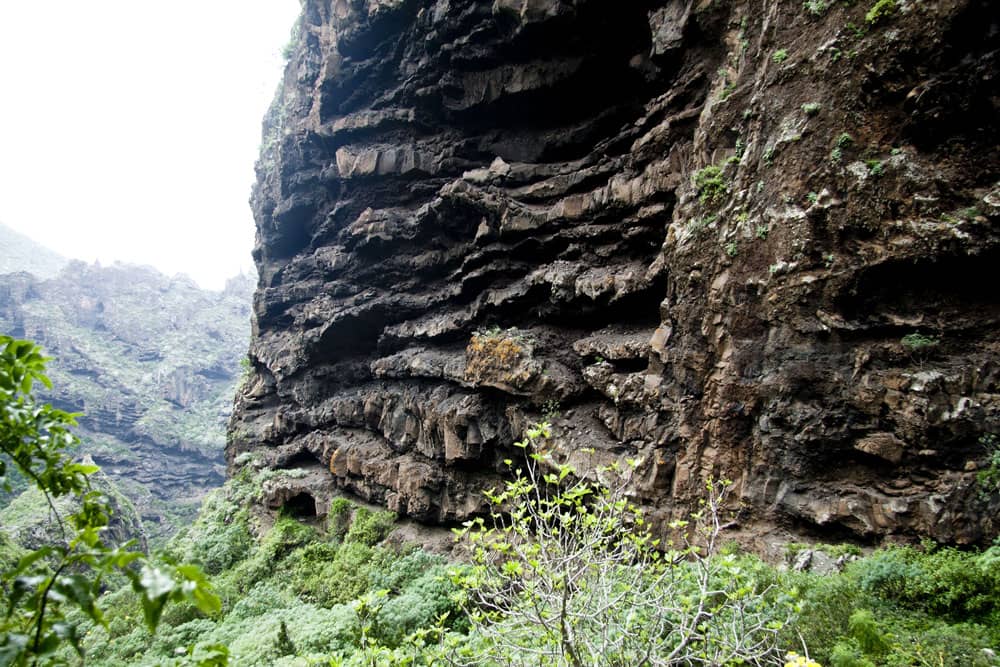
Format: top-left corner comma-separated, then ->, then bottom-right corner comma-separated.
232,0 -> 1000,545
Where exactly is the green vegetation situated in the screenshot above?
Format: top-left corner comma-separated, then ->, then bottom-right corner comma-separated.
978,434 -> 1000,496
866,159 -> 884,177
900,332 -> 939,354
830,133 -> 854,163
693,165 -> 729,205
802,102 -> 822,116
453,424 -> 793,665
791,544 -> 1000,666
73,465 -> 464,665
865,0 -> 896,25
0,336 -> 219,665
772,49 -> 790,64
803,0 -> 834,16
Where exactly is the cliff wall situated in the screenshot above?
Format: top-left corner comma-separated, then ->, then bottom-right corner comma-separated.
231,0 -> 1000,546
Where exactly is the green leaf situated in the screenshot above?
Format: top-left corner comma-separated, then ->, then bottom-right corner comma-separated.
0,633 -> 29,667
140,593 -> 168,633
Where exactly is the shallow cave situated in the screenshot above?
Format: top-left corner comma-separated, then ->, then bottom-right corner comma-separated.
283,492 -> 318,520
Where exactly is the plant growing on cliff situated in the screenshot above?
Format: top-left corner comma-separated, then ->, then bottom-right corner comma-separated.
465,327 -> 532,386
865,0 -> 896,25
693,165 -> 729,206
900,332 -> 938,356
802,0 -> 834,16
977,434 -> 1000,497
0,336 -> 221,665
452,423 -> 794,666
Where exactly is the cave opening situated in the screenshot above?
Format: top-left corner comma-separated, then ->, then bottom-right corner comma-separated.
283,492 -> 318,520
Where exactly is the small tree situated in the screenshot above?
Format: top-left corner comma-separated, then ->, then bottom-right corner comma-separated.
452,423 -> 794,666
0,335 -> 221,665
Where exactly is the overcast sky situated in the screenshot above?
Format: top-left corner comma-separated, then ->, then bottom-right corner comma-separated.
0,0 -> 300,290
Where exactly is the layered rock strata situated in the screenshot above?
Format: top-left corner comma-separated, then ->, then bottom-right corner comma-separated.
232,0 -> 1000,545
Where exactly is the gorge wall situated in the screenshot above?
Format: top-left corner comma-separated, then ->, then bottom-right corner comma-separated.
0,260 -> 253,541
230,0 -> 1000,547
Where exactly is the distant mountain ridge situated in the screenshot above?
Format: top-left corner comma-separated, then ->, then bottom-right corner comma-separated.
0,248 -> 253,542
0,222 -> 68,278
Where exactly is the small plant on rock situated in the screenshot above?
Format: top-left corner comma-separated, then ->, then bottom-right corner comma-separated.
802,0 -> 834,16
977,434 -> 1000,497
900,332 -> 939,355
693,165 -> 729,205
865,0 -> 896,25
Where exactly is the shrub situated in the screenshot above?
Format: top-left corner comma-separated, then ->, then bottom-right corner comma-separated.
345,506 -> 396,546
900,332 -> 939,355
865,0 -> 896,25
856,545 -> 1000,620
693,165 -> 729,205
977,434 -> 1000,495
375,564 -> 458,646
452,423 -> 793,666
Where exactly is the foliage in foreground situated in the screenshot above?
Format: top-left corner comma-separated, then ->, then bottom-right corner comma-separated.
70,428 -> 1000,666
0,336 -> 220,666
76,467 -> 462,666
452,422 -> 792,666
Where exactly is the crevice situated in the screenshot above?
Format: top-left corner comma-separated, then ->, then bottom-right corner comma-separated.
283,492 -> 318,520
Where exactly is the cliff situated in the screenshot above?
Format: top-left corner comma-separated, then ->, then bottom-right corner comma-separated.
0,261 -> 253,541
231,0 -> 1000,546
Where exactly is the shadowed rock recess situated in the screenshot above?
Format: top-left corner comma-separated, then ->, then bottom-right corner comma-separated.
230,0 -> 1000,546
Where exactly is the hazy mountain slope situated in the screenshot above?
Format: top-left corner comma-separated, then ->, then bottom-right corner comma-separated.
0,260 -> 253,542
0,222 -> 68,278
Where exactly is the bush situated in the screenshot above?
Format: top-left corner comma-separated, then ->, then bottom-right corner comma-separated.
693,165 -> 729,205
857,545 -> 1000,619
345,506 -> 396,546
452,422 -> 793,666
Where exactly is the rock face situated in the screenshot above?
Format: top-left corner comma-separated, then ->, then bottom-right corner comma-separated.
0,262 -> 253,542
232,0 -> 1000,545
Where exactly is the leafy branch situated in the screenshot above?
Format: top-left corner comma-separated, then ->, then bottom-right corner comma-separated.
0,335 -> 222,666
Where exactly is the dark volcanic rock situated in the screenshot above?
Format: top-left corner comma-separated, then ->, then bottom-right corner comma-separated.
232,0 -> 1000,545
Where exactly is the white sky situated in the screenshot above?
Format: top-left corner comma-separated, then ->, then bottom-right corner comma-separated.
0,0 -> 301,290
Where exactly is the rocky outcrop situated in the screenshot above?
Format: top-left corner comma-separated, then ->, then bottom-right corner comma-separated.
0,262 -> 253,541
232,0 -> 1000,546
